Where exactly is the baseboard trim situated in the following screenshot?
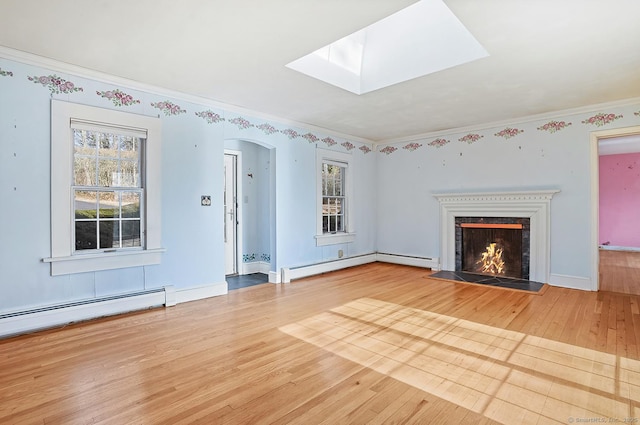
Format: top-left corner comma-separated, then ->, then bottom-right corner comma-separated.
175,282 -> 228,304
241,261 -> 270,275
548,273 -> 594,291
599,245 -> 640,252
269,271 -> 281,284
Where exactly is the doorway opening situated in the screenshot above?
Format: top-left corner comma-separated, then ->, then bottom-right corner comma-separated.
224,140 -> 276,284
591,125 -> 640,293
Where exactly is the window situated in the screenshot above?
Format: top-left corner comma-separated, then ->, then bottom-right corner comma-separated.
321,162 -> 346,233
73,126 -> 144,252
316,148 -> 355,246
44,100 -> 164,275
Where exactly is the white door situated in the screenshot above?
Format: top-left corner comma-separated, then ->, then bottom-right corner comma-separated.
224,153 -> 237,275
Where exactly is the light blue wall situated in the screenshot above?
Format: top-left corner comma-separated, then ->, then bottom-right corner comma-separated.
375,103 -> 640,287
0,57 -> 377,314
2,52 -> 638,314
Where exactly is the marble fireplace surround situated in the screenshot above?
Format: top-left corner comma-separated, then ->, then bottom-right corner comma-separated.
433,190 -> 559,283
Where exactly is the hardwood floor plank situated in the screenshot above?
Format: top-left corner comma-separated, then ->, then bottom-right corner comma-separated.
599,250 -> 640,295
1,262 -> 640,424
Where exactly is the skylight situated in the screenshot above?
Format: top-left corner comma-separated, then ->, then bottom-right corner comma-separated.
286,0 -> 489,95
312,30 -> 366,76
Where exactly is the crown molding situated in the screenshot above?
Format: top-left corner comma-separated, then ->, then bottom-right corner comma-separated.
0,45 -> 375,145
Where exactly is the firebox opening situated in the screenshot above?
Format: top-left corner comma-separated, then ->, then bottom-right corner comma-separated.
455,217 -> 530,280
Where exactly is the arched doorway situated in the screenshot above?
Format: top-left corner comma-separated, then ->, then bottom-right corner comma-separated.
224,139 -> 276,285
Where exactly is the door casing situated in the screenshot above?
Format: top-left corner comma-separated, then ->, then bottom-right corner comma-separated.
224,150 -> 243,275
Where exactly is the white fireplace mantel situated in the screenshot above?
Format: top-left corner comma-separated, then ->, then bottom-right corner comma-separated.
433,190 -> 560,283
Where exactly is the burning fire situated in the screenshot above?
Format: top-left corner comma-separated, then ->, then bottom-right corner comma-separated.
477,243 -> 505,275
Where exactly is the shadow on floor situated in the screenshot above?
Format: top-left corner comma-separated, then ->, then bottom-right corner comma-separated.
226,273 -> 269,290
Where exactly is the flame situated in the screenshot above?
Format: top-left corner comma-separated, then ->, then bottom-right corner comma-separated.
477,243 -> 505,275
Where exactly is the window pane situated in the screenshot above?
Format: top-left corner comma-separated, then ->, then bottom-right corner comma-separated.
75,221 -> 97,250
328,216 -> 337,233
99,221 -> 119,249
99,192 -> 119,219
73,129 -> 96,154
122,192 -> 141,218
122,220 -> 141,247
120,160 -> 139,187
97,133 -> 118,158
120,136 -> 140,160
75,191 -> 97,219
98,159 -> 119,187
322,163 -> 345,197
74,156 -> 97,186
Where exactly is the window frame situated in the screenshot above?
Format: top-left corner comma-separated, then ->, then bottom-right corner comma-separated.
44,100 -> 164,275
315,148 -> 355,246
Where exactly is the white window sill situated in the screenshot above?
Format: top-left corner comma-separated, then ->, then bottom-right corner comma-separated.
315,232 -> 356,247
42,248 -> 166,276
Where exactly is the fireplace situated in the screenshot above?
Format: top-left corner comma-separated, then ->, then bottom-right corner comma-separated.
434,190 -> 559,283
455,217 -> 530,280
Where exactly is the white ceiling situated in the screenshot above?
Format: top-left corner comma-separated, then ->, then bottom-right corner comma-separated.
1,0 -> 639,143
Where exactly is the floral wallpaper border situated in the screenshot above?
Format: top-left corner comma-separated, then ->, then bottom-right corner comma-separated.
97,89 -> 140,107
28,74 -> 83,94
151,100 -> 186,116
403,142 -> 422,151
7,66 -> 638,157
377,110 -> 637,154
219,115 -> 371,154
537,120 -> 572,133
494,127 -> 524,139
243,253 -> 271,263
195,110 -> 225,124
581,113 -> 623,127
12,69 -> 368,152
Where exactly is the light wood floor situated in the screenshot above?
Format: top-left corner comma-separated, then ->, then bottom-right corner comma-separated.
600,249 -> 640,295
1,262 -> 640,424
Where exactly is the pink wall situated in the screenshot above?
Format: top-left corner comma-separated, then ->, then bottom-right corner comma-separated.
599,152 -> 640,247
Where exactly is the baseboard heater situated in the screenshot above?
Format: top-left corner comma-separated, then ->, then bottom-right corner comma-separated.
282,253 -> 377,283
281,252 -> 440,283
0,286 -> 175,339
375,253 -> 440,270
